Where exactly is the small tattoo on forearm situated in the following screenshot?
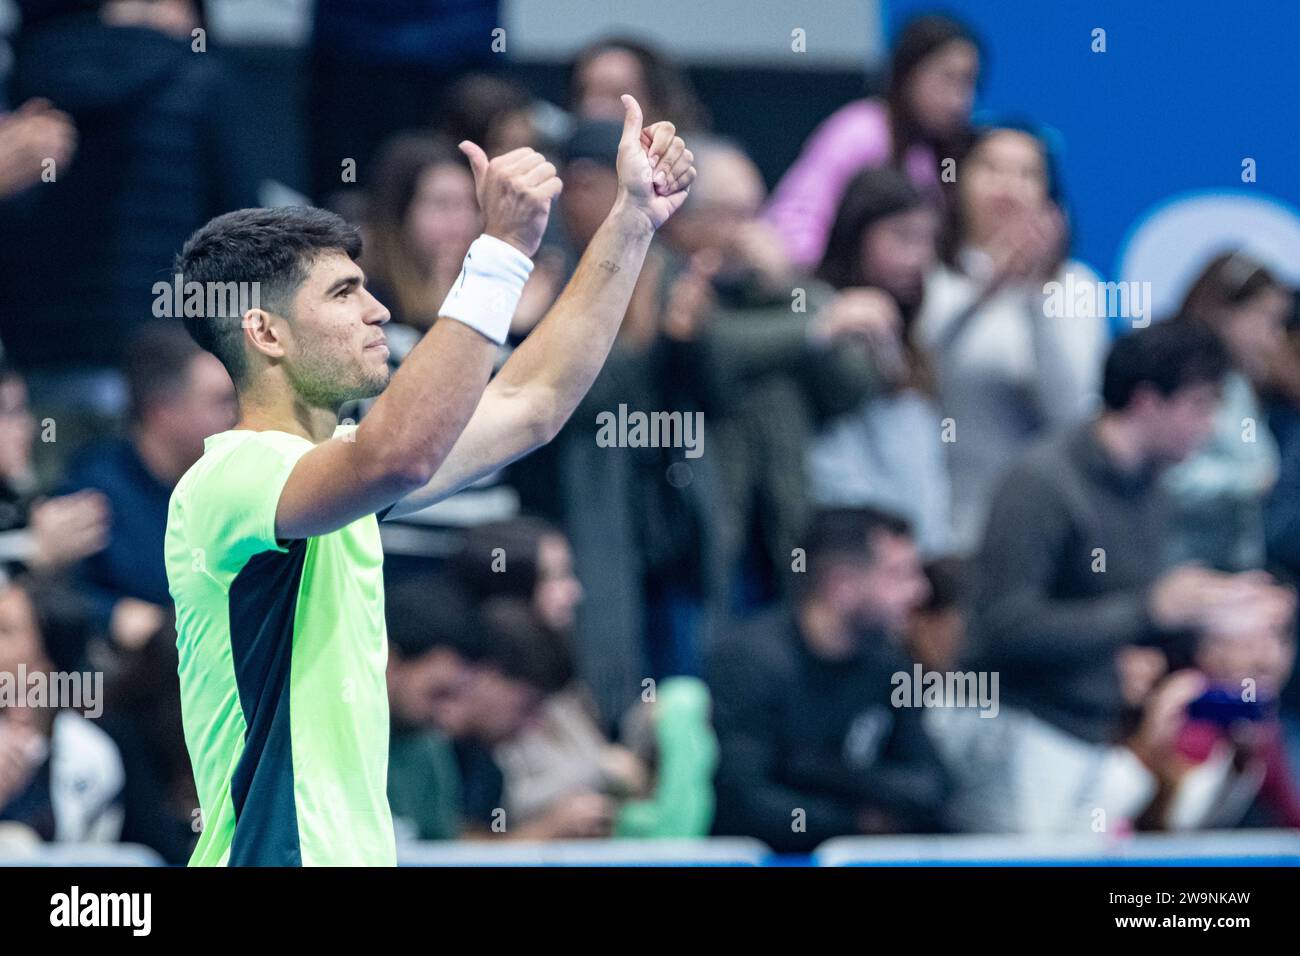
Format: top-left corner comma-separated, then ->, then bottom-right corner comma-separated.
598,260 -> 621,274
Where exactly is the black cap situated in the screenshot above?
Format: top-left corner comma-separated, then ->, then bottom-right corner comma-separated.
563,120 -> 623,169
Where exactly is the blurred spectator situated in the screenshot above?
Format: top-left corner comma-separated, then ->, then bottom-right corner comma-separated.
459,594 -> 620,840
0,575 -> 123,843
389,577 -> 618,840
807,167 -> 951,556
763,14 -> 979,270
708,506 -> 948,852
385,575 -> 479,842
3,0 -> 259,393
362,132 -> 480,337
658,134 -> 793,308
308,0 -> 501,199
915,123 -> 1110,553
0,365 -> 39,536
569,35 -> 709,130
542,120 -> 639,279
1261,294 -> 1300,783
443,72 -> 542,158
1163,251 -> 1292,570
947,320 -> 1293,832
99,610 -> 197,862
450,520 -> 658,832
653,139 -> 882,615
1141,596 -> 1300,829
0,363 -> 109,577
1263,292 -> 1300,581
57,321 -> 236,648
449,516 -> 584,638
486,597 -> 649,834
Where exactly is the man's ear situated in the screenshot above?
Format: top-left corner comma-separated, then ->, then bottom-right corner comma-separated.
240,308 -> 287,360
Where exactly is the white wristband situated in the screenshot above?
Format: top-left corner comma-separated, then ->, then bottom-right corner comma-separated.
438,234 -> 534,345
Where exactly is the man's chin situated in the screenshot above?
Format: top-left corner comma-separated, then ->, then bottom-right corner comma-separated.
367,369 -> 392,395
352,367 -> 392,401
328,379 -> 387,411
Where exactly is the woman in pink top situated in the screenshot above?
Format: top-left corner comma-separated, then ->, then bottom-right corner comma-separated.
764,14 -> 981,270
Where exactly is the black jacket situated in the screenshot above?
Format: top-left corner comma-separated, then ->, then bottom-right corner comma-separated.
1,14 -> 259,369
708,606 -> 949,853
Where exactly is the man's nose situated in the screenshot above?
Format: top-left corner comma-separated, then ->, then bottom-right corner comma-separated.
365,290 -> 391,324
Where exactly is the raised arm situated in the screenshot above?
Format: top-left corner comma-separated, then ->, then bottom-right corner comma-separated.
275,145 -> 562,540
383,94 -> 697,519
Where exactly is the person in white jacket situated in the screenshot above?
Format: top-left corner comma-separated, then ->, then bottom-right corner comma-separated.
916,124 -> 1110,554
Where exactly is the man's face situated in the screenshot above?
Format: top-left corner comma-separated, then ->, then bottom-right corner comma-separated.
0,377 -> 35,478
388,647 -> 478,736
663,149 -> 766,276
150,353 -> 237,462
275,251 -> 392,407
1140,381 -> 1222,464
848,531 -> 930,636
0,586 -> 44,679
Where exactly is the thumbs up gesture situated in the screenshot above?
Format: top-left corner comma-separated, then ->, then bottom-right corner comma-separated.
615,94 -> 697,231
458,140 -> 563,257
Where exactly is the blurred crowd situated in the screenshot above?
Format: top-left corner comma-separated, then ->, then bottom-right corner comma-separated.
0,1 -> 1298,861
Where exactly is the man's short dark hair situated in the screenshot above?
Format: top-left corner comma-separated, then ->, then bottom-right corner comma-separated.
1101,318 -> 1230,411
122,320 -> 203,424
172,206 -> 362,389
385,575 -> 485,663
478,597 -> 575,693
798,506 -> 912,596
448,516 -> 561,605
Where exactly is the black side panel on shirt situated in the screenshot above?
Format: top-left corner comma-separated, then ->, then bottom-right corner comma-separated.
227,542 -> 308,866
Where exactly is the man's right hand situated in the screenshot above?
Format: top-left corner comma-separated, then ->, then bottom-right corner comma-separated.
1147,565 -> 1293,632
614,94 -> 696,231
458,142 -> 562,258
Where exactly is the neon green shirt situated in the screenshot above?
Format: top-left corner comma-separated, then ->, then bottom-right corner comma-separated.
165,424 -> 395,866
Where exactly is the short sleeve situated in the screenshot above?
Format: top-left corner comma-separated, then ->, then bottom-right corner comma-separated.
179,431 -> 315,570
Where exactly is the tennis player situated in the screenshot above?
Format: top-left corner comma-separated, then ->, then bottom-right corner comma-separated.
163,94 -> 694,865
